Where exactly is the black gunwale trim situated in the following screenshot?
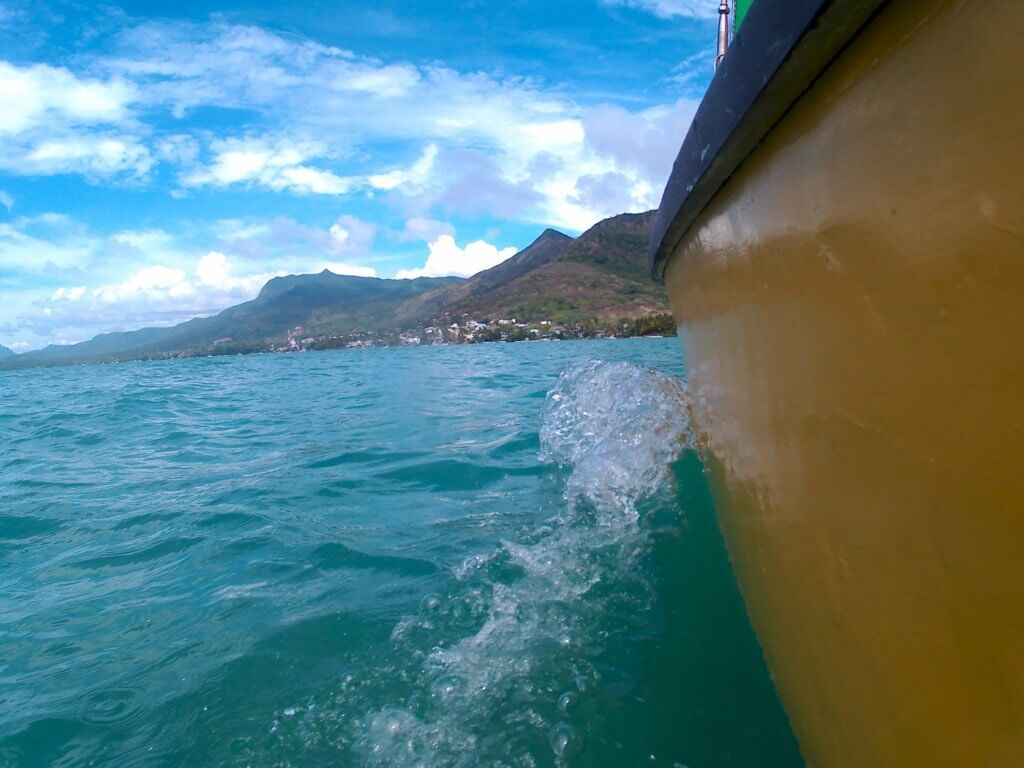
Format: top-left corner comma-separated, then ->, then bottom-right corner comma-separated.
649,0 -> 890,281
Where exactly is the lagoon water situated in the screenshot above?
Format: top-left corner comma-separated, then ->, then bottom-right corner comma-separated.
0,339 -> 801,767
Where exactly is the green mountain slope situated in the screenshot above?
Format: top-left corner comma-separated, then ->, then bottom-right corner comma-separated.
0,345 -> 15,359
394,228 -> 573,324
13,327 -> 177,366
141,272 -> 460,352
407,211 -> 666,323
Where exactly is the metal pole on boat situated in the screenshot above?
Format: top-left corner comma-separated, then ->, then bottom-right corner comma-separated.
715,0 -> 730,71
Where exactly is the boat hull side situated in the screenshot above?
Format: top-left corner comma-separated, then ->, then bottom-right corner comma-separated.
665,0 -> 1024,764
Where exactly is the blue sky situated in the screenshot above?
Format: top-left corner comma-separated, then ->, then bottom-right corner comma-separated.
0,0 -> 715,351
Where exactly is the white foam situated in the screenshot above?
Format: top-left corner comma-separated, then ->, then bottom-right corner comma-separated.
356,360 -> 694,767
540,360 -> 694,512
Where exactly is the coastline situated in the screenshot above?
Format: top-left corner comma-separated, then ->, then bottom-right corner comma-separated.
0,314 -> 677,372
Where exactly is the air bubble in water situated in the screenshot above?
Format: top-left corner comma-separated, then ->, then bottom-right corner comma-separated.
421,594 -> 442,612
557,691 -> 577,713
548,722 -> 576,759
430,673 -> 466,704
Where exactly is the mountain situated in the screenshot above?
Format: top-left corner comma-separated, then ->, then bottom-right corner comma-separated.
0,345 -> 15,359
394,228 -> 573,324
1,211 -> 669,370
403,211 -> 665,324
5,275 -> 458,369
135,272 -> 460,353
17,327 -> 177,365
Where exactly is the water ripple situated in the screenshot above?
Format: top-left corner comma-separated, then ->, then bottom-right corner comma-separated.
0,340 -> 798,768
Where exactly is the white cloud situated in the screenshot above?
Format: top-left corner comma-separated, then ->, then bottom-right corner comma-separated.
600,0 -> 717,19
195,251 -> 274,293
92,264 -> 191,304
583,99 -> 698,176
112,228 -> 175,251
52,285 -> 87,301
326,214 -> 377,255
0,17 -> 707,228
0,62 -> 135,136
181,137 -> 351,195
48,253 -> 283,324
206,214 -> 379,269
0,218 -> 97,273
211,219 -> 272,241
83,19 -> 701,227
277,165 -> 350,195
19,136 -> 152,177
341,65 -> 421,99
0,61 -> 151,179
395,235 -> 517,279
0,190 -> 11,211
195,251 -> 231,286
367,144 -> 438,191
0,214 -> 379,348
155,134 -> 199,166
395,217 -> 456,243
519,120 -> 586,150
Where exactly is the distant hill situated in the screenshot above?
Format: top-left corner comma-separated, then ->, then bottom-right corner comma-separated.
17,327 -> 177,366
0,345 -> 15,359
1,211 -> 669,370
6,275 -> 457,369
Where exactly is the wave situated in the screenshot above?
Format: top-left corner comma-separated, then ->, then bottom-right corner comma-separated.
352,360 -> 694,767
0,343 -> 697,767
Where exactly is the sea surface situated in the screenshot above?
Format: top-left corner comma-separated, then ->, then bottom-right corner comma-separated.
0,339 -> 802,768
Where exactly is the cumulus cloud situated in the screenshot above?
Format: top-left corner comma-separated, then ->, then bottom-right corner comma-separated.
91,264 -> 191,304
0,61 -> 150,178
0,61 -> 134,135
195,251 -> 275,293
44,252 -> 282,328
395,235 -> 517,280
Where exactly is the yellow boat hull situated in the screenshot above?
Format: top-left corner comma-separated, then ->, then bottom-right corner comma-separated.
663,0 -> 1024,764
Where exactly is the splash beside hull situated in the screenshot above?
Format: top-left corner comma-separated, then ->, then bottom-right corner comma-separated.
659,0 -> 1024,764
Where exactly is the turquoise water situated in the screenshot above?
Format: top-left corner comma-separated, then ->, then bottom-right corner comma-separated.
0,339 -> 802,768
